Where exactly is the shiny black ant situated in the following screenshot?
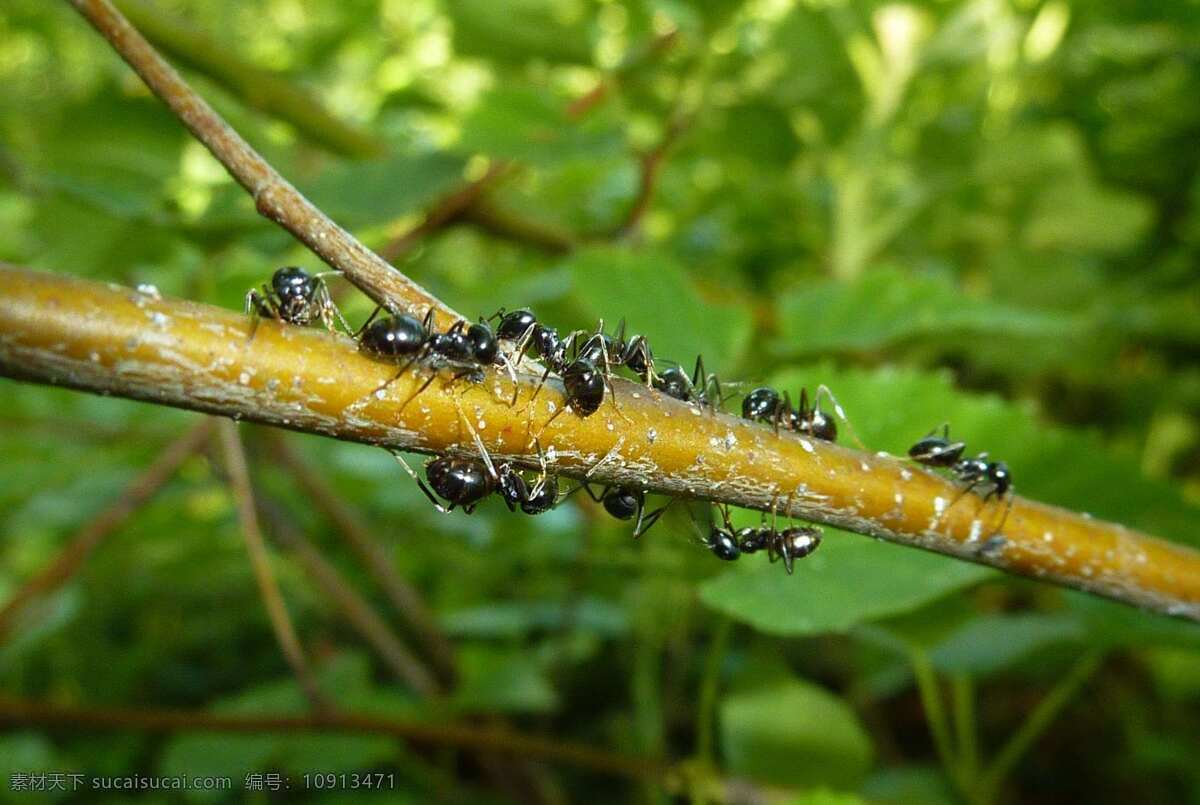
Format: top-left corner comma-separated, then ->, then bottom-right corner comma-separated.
907,426 -> 1014,532
571,319 -> 658,388
654,355 -> 729,412
245,266 -> 350,335
358,307 -> 509,405
579,483 -> 672,538
489,308 -> 611,419
392,430 -> 560,516
741,385 -> 843,442
907,424 -> 966,467
706,505 -> 822,573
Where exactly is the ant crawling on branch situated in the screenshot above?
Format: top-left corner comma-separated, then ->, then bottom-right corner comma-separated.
908,424 -> 1014,533
490,308 -> 606,417
391,428 -> 561,516
654,355 -> 730,412
577,483 -> 673,538
357,307 -> 513,407
742,384 -> 854,444
700,504 -> 822,573
245,266 -> 351,335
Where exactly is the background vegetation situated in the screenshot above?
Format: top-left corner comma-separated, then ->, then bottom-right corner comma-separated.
1,0 -> 1199,802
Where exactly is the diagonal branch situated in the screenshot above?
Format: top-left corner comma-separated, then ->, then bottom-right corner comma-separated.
0,418 -> 213,643
255,495 -> 442,697
216,419 -> 332,713
67,0 -> 457,326
2,264 -> 1198,622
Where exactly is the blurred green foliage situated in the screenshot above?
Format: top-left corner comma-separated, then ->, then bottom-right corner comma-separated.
1,0 -> 1199,802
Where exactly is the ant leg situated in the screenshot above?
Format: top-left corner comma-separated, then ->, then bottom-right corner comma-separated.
774,390 -> 795,436
369,355 -> 421,398
816,384 -> 866,450
244,289 -> 272,342
398,369 -> 439,414
389,450 -> 453,514
534,404 -> 569,442
315,280 -> 353,336
603,371 -> 633,424
633,495 -> 674,538
353,305 -> 383,338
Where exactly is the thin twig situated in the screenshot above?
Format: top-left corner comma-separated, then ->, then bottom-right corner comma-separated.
2,264 -> 1200,622
215,419 -> 331,713
0,418 -> 213,643
67,0 -> 456,325
110,0 -> 385,158
0,696 -> 672,783
615,115 -> 689,239
377,162 -> 512,263
461,196 -> 577,254
266,431 -> 458,685
256,495 -> 442,698
976,651 -> 1103,804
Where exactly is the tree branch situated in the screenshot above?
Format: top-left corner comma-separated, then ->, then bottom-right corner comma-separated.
3,264 -> 1198,622
67,0 -> 457,325
0,418 -> 213,643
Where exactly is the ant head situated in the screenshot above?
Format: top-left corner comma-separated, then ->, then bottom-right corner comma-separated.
272,266 -> 315,300
466,322 -> 499,365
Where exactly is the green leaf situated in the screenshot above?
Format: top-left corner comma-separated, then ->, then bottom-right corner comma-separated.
720,677 -> 873,787
459,87 -> 624,167
446,0 -> 595,64
928,614 -> 1086,674
451,645 -> 559,714
775,267 -> 1074,357
563,246 -> 754,371
304,151 -> 466,229
700,533 -> 995,637
1024,177 -> 1154,253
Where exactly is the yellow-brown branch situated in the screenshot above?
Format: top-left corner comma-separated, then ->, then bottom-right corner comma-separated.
2,264 -> 1198,621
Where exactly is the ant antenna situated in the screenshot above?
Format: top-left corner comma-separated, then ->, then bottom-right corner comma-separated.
388,449 -> 453,514
815,384 -> 866,450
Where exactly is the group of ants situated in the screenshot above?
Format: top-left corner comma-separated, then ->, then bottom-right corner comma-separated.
247,266 -> 1015,575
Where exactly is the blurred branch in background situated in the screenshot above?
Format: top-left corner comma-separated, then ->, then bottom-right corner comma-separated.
3,263 -> 1198,624
110,0 -> 386,158
266,431 -> 458,685
217,419 -> 332,713
255,495 -> 442,697
0,418 -> 213,643
0,696 -> 675,783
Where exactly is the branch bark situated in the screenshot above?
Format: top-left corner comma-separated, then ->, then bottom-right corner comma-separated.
3,263 -> 1198,622
67,0 -> 456,326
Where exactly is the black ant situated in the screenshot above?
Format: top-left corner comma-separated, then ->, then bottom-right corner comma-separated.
572,319 -> 658,388
489,308 -> 610,419
742,385 -> 842,442
706,505 -> 822,574
907,424 -> 966,467
245,266 -> 350,335
907,425 -> 1014,532
579,483 -> 672,538
392,430 -> 560,516
653,355 -> 729,412
358,307 -> 508,404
